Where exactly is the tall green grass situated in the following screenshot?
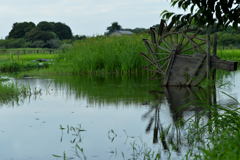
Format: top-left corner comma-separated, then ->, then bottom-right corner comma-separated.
47,34 -> 240,76
218,49 -> 240,62
0,53 -> 56,73
51,34 -> 148,75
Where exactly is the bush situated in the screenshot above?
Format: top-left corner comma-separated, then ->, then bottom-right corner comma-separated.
0,39 -> 27,48
45,39 -> 62,48
28,40 -> 45,48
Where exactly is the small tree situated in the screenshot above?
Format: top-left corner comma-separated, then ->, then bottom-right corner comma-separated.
106,22 -> 122,35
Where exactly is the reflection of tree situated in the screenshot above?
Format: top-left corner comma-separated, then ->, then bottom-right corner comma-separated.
143,87 -> 211,153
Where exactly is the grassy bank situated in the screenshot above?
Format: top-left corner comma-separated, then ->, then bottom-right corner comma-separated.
1,34 -> 240,76
45,34 -> 240,76
0,53 -> 57,73
49,34 -> 148,75
218,49 -> 240,61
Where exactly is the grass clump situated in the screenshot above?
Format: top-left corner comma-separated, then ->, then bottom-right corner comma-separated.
51,34 -> 148,75
198,106 -> 240,160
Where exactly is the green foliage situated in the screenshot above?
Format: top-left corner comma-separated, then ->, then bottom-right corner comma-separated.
217,49 -> 240,62
53,22 -> 73,40
6,21 -> 73,48
162,0 -> 240,29
52,75 -> 158,105
73,35 -> 87,40
25,28 -> 57,42
0,81 -> 41,105
218,32 -> 240,48
8,22 -> 35,39
28,40 -> 46,48
106,22 -> 122,35
51,34 -> 148,75
0,38 -> 27,48
202,132 -> 240,160
37,21 -> 55,31
0,62 -> 48,73
0,53 -> 56,73
45,39 -> 62,49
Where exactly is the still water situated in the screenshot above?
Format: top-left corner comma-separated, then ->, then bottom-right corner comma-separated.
0,72 -> 239,160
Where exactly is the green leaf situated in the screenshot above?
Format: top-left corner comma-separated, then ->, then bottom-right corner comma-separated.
52,154 -> 62,158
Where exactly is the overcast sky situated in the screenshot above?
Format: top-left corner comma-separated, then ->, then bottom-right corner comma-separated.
0,0 -> 181,38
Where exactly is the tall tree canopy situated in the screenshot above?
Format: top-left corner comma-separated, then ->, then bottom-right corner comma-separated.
37,21 -> 55,32
162,0 -> 240,29
8,22 -> 35,38
53,22 -> 73,40
8,21 -> 73,40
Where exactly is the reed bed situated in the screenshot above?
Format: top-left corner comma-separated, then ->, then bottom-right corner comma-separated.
218,49 -> 240,62
51,34 -> 148,75
48,34 -> 240,76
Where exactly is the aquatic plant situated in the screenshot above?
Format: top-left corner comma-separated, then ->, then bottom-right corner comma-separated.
0,79 -> 41,105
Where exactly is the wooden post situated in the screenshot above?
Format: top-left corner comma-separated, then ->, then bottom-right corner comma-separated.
212,32 -> 217,90
212,32 -> 218,56
206,33 -> 211,80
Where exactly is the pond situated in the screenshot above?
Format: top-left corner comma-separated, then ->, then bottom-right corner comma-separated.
0,71 -> 239,160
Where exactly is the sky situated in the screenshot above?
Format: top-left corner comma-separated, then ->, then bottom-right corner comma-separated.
0,0 -> 181,38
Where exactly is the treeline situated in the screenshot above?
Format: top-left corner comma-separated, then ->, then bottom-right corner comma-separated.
1,21 -> 76,49
1,21 -> 240,49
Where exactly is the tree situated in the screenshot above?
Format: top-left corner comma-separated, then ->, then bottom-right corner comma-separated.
37,21 -> 54,32
25,28 -> 57,42
53,22 -> 73,40
106,22 -> 122,34
8,22 -> 36,39
162,0 -> 240,30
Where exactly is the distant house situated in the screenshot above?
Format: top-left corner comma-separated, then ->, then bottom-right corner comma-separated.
110,30 -> 134,36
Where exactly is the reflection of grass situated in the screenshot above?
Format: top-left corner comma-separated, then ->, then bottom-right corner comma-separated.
50,80 -> 240,160
53,75 -> 159,105
0,80 -> 41,105
0,83 -> 20,104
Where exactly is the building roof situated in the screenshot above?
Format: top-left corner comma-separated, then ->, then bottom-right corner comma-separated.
110,30 -> 134,36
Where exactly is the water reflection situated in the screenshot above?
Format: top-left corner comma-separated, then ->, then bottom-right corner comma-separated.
52,75 -> 160,105
0,71 -> 239,160
142,86 -> 214,157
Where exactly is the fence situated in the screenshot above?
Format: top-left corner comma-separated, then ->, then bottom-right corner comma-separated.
0,49 -> 60,54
